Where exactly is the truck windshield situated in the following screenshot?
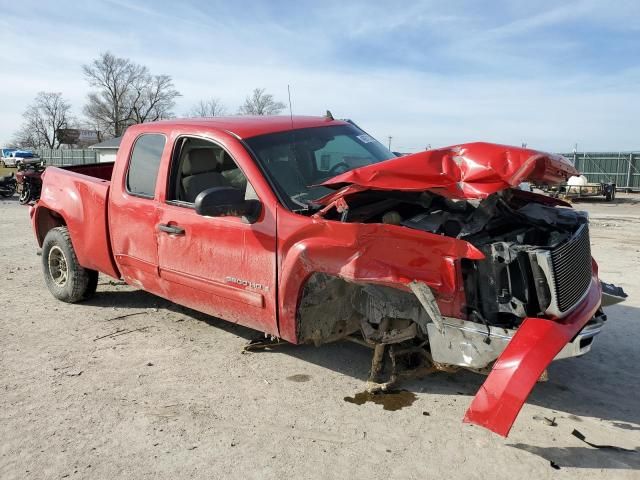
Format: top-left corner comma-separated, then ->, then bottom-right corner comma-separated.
244,124 -> 395,210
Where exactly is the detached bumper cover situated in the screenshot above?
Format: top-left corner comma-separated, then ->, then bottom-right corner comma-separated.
463,276 -> 602,437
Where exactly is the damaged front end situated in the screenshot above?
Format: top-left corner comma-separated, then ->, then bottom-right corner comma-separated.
295,143 -> 625,437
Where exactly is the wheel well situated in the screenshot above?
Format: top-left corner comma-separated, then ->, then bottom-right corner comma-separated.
296,273 -> 362,345
296,273 -> 426,346
35,208 -> 67,246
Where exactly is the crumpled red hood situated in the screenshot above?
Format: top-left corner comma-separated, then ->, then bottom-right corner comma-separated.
320,142 -> 578,202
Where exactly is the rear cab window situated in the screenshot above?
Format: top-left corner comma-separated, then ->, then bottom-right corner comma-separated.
126,134 -> 166,198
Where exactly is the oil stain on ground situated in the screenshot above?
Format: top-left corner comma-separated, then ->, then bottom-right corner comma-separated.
286,374 -> 311,382
344,390 -> 417,411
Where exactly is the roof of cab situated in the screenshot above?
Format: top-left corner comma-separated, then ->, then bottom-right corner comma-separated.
131,115 -> 348,139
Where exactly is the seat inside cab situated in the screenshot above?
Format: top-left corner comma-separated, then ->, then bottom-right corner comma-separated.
171,138 -> 256,203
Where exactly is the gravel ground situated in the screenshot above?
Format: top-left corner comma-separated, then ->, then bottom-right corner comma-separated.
1,194 -> 639,479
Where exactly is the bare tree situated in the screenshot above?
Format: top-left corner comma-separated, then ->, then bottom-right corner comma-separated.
187,98 -> 227,117
238,88 -> 286,115
82,52 -> 180,138
128,74 -> 181,124
11,92 -> 73,149
10,128 -> 38,149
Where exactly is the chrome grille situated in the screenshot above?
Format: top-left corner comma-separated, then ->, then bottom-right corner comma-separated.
550,224 -> 592,313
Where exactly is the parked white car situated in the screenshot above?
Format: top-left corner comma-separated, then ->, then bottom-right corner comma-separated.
0,150 -> 38,167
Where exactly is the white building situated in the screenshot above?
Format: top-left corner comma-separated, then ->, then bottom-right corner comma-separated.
89,137 -> 122,163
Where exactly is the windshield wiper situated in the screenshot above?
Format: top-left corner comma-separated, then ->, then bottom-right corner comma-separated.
289,193 -> 323,214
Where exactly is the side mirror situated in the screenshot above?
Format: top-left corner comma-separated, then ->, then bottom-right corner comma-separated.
194,186 -> 262,224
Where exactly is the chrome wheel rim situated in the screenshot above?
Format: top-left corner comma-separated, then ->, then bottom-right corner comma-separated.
48,246 -> 68,286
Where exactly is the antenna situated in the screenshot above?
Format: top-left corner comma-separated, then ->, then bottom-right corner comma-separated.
287,84 -> 294,129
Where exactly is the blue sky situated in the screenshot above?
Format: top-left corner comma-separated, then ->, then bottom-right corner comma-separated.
0,0 -> 638,151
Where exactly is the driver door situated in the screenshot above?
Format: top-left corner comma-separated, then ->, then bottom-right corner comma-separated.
155,136 -> 278,336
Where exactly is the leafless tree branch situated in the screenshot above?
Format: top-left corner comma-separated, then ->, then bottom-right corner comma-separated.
12,92 -> 73,149
82,52 -> 181,138
238,88 -> 286,115
186,98 -> 227,117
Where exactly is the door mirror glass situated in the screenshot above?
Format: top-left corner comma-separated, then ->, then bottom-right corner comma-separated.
194,186 -> 261,223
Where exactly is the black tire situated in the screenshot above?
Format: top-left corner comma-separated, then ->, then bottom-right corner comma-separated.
84,270 -> 99,300
42,226 -> 98,302
18,183 -> 30,205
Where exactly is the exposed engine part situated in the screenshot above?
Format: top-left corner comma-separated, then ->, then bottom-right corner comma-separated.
353,284 -> 430,328
408,281 -> 445,333
402,190 -> 589,327
381,210 -> 402,225
368,343 -> 387,384
402,210 -> 464,236
324,188 -> 592,327
365,343 -> 457,393
360,317 -> 418,344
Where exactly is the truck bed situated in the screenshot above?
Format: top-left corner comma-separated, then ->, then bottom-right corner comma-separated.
61,162 -> 115,181
35,162 -> 119,278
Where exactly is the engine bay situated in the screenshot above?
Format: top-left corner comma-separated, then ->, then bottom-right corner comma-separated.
318,188 -> 589,328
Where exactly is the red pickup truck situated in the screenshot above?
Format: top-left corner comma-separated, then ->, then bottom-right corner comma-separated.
30,115 -> 616,436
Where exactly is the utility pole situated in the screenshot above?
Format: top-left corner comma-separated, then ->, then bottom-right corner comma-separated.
387,136 -> 392,151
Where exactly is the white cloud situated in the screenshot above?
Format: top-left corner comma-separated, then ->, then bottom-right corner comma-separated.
0,0 -> 638,152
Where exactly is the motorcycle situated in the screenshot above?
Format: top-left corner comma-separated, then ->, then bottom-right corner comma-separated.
0,172 -> 17,198
16,158 -> 45,205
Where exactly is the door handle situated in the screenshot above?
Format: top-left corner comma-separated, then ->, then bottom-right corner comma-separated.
158,223 -> 185,235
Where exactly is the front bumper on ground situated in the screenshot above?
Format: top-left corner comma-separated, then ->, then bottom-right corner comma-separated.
463,275 -> 602,437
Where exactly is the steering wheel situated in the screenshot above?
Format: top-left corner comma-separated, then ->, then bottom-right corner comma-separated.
327,162 -> 350,176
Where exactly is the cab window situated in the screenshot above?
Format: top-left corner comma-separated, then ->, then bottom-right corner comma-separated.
126,134 -> 166,197
166,137 -> 257,205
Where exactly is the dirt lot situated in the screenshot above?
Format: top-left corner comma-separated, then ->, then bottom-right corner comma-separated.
1,194 -> 639,479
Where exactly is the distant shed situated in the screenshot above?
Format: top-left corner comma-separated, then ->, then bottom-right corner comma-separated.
89,137 -> 122,163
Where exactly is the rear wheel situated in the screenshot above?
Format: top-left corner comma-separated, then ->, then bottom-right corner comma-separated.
42,227 -> 98,302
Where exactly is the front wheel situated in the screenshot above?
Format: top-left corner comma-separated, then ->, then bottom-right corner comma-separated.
42,227 -> 98,302
18,183 -> 30,204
